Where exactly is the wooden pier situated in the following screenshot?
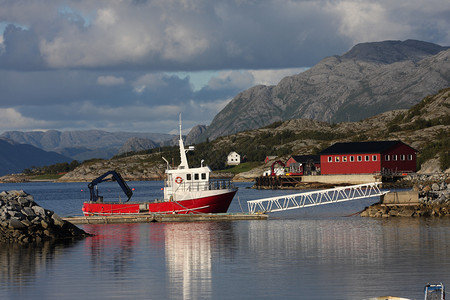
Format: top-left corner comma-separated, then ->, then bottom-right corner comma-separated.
64,213 -> 268,224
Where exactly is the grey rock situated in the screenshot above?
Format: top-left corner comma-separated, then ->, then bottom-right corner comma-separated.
32,205 -> 45,217
20,219 -> 32,227
40,220 -> 49,229
9,218 -> 25,229
432,183 -> 440,191
51,214 -> 64,227
21,207 -> 36,218
17,196 -> 31,206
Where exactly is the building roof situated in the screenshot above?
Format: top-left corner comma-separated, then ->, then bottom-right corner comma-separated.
289,155 -> 320,164
319,140 -> 413,155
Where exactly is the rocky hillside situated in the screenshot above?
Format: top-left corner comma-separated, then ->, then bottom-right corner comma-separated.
199,40 -> 450,141
118,137 -> 158,155
0,130 -> 175,161
53,88 -> 449,182
185,125 -> 207,145
57,154 -> 167,182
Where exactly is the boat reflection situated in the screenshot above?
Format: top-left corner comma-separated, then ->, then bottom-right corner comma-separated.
82,221 -> 235,300
83,223 -> 141,276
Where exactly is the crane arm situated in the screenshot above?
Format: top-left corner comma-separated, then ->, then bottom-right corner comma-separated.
88,170 -> 133,202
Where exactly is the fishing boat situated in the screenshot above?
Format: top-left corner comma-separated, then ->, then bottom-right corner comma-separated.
82,119 -> 237,216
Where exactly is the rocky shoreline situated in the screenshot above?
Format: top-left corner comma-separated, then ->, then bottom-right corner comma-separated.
361,174 -> 450,218
0,190 -> 91,244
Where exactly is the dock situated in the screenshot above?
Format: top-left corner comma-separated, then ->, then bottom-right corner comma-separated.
64,213 -> 268,224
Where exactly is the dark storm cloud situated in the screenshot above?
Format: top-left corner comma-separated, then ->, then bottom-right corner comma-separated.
0,25 -> 45,70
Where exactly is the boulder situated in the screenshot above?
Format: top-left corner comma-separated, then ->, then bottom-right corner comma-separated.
0,190 -> 91,244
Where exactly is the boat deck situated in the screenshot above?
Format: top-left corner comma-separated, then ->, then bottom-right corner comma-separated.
64,213 -> 268,224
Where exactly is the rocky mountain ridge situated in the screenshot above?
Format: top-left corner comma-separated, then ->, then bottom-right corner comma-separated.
118,137 -> 159,155
50,87 -> 449,183
0,130 -> 175,161
199,40 -> 450,142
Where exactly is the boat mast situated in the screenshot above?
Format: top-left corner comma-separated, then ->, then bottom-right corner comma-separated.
178,114 -> 189,169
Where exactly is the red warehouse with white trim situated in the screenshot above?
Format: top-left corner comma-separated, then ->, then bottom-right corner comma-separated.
319,141 -> 417,175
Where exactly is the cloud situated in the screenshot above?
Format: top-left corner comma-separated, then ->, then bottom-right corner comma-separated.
249,68 -> 309,86
97,75 -> 125,86
329,0 -> 450,44
0,108 -> 50,130
0,1 -> 449,72
0,0 -> 449,134
207,71 -> 254,91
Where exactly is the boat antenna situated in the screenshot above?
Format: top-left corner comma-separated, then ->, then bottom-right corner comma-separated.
178,114 -> 189,169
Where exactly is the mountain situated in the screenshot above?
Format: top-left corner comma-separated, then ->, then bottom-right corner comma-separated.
55,88 -> 450,182
0,130 -> 175,160
198,40 -> 450,142
185,125 -> 207,145
0,138 -> 72,176
118,137 -> 159,155
341,39 -> 448,63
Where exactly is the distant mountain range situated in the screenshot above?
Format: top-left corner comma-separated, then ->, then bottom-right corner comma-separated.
0,138 -> 72,176
198,39 -> 450,141
0,130 -> 175,161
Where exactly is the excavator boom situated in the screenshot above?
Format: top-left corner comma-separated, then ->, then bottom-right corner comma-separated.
88,170 -> 133,202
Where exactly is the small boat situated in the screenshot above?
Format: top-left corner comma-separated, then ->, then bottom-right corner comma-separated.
82,119 -> 237,216
424,283 -> 445,300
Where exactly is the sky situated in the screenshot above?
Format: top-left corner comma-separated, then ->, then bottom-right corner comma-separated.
0,0 -> 449,135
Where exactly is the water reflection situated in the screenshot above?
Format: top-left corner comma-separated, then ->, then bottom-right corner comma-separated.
82,222 -> 235,300
0,240 -> 81,292
164,222 -> 235,300
84,224 -> 139,277
245,217 -> 450,299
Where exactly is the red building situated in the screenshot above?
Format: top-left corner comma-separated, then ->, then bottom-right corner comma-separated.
285,155 -> 321,175
319,141 -> 417,175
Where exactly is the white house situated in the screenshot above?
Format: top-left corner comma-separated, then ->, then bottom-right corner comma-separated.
227,151 -> 241,166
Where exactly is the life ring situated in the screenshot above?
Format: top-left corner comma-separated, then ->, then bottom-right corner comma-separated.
175,177 -> 183,184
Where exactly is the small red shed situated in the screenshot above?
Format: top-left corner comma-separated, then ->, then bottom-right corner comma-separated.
285,155 -> 321,175
319,141 -> 417,175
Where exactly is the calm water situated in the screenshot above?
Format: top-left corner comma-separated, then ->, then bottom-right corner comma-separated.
1,181 -> 449,300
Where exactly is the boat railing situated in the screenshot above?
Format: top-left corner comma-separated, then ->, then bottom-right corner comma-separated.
209,178 -> 235,190
176,178 -> 235,192
181,181 -> 210,192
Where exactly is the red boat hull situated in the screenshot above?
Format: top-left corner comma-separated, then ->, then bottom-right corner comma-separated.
82,190 -> 237,216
